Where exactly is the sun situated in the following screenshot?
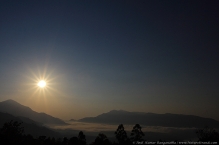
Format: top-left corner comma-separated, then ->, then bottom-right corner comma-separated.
37,80 -> 46,88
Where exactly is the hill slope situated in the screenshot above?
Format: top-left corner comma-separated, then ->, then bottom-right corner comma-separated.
78,110 -> 219,128
0,112 -> 61,138
0,99 -> 67,125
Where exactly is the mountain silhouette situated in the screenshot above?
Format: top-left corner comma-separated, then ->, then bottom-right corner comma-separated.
69,119 -> 76,121
78,110 -> 219,128
0,111 -> 61,138
0,99 -> 67,125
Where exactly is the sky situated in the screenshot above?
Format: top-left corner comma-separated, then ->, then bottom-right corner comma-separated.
0,0 -> 219,121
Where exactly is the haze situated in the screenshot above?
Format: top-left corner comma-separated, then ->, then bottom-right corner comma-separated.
0,0 -> 218,121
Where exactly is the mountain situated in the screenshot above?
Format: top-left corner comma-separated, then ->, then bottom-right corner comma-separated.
78,110 -> 219,128
0,99 -> 67,125
0,112 -> 61,138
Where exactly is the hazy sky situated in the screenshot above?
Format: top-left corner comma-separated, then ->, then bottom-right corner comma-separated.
0,0 -> 219,121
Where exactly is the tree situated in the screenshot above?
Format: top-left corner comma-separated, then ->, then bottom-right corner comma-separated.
0,120 -> 24,144
196,126 -> 219,141
78,131 -> 86,145
130,124 -> 145,142
62,137 -> 68,145
115,124 -> 131,144
69,136 -> 78,145
91,133 -> 111,145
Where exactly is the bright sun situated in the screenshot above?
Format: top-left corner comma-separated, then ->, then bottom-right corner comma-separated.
38,80 -> 46,88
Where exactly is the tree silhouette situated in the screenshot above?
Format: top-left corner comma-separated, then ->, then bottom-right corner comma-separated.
130,124 -> 145,142
3,120 -> 216,144
67,131 -> 87,145
91,133 -> 111,145
0,120 -> 24,144
78,131 -> 86,145
62,137 -> 69,145
115,124 -> 131,144
196,126 -> 219,141
69,136 -> 78,145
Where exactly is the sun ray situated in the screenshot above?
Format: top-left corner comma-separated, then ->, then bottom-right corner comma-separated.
19,64 -> 68,112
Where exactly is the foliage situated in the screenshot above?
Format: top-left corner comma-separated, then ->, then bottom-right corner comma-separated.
78,131 -> 86,145
0,120 -> 24,136
115,124 -> 131,144
196,126 -> 219,141
2,120 -> 219,144
91,133 -> 111,145
0,120 -> 24,144
130,124 -> 145,142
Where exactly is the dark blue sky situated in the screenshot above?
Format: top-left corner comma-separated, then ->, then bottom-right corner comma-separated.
0,0 -> 219,120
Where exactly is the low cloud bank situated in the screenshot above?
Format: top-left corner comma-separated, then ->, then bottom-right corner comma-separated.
47,121 -> 199,141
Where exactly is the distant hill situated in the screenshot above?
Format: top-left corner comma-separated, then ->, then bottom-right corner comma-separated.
0,112 -> 61,138
69,119 -> 76,121
78,110 -> 219,128
0,99 -> 67,125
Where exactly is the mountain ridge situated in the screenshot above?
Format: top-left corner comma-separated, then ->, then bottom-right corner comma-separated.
0,111 -> 61,138
0,99 -> 67,125
77,110 -> 219,128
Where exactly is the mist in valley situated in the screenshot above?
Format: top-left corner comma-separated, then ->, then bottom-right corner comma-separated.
47,121 -> 199,143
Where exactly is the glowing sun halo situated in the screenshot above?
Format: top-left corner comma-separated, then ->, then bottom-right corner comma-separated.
38,80 -> 46,88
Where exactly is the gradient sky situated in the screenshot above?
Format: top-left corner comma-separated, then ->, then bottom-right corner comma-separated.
0,0 -> 219,121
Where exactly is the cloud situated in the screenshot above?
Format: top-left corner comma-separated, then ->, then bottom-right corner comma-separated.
46,122 -> 200,141
48,121 -> 196,134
